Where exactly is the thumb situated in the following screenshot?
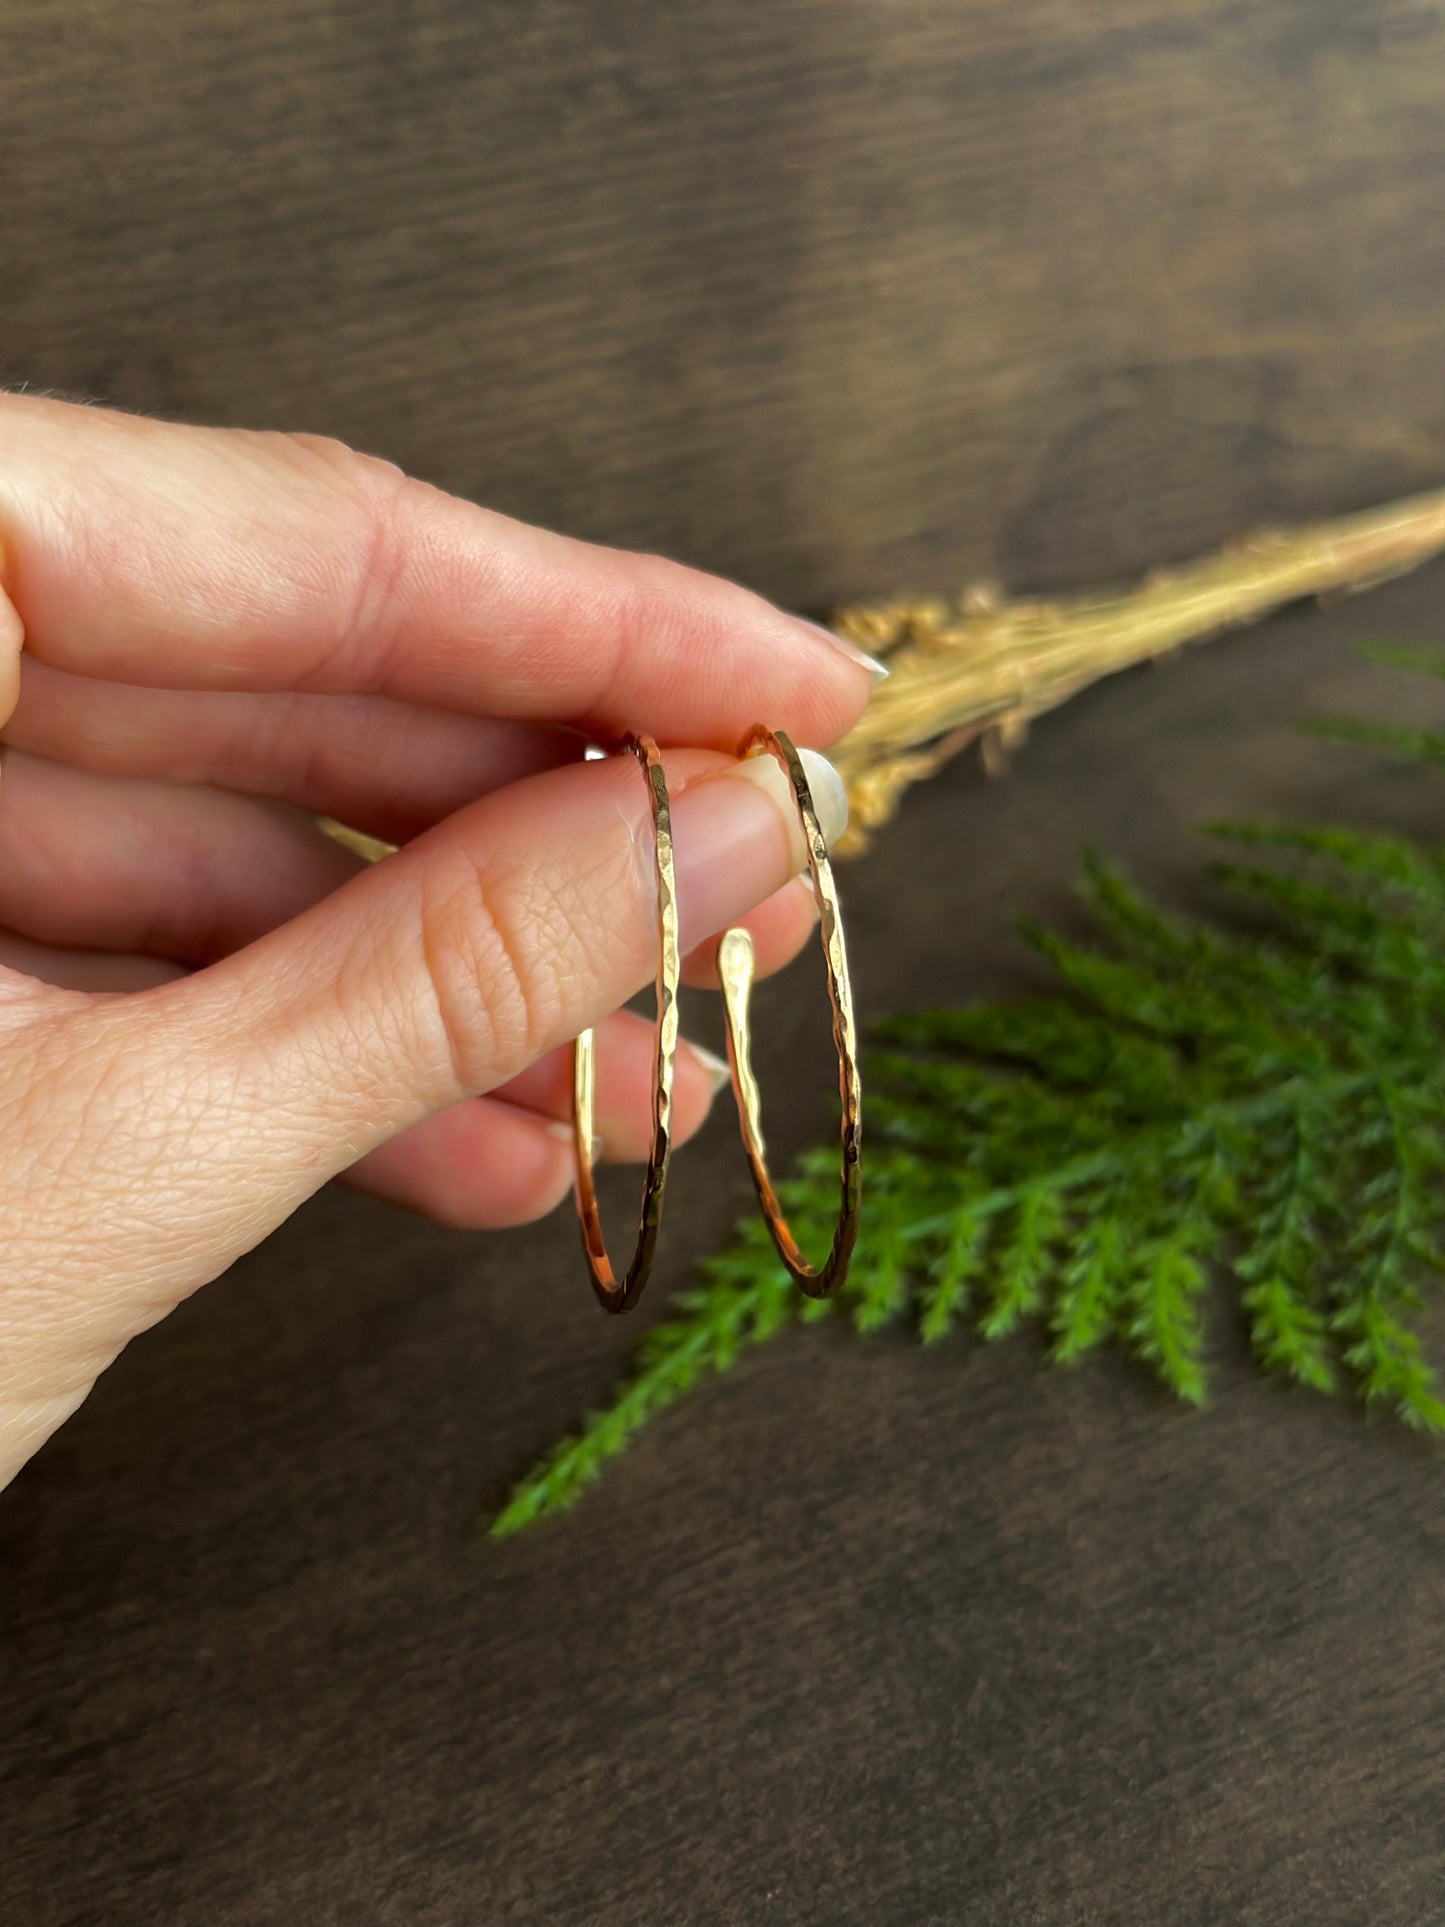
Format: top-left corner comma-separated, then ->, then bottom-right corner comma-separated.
129,742 -> 848,1265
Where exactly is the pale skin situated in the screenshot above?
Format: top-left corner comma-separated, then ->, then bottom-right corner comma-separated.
0,394 -> 875,1489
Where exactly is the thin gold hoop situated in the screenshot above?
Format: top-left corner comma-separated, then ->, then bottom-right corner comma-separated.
573,735 -> 679,1313
717,726 -> 862,1297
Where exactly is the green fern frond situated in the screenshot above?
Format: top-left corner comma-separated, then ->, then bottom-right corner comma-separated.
1355,641 -> 1445,680
1307,718 -> 1445,768
919,1208 -> 988,1344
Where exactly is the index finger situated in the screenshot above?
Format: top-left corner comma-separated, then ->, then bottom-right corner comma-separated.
0,395 -> 878,748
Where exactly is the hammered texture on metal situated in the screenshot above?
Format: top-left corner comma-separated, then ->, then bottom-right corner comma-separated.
572,736 -> 679,1313
719,726 -> 862,1296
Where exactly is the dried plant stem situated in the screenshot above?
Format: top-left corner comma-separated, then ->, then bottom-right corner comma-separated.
320,487 -> 1445,867
826,488 -> 1445,851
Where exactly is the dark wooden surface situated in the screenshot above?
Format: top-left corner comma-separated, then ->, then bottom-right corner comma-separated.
6,3 -> 1445,1922
7,570 -> 1445,1926
7,1 -> 1445,608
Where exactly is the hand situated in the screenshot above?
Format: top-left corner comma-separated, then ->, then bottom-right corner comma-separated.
0,395 -> 875,1486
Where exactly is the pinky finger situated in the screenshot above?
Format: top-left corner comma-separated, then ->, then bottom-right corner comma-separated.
0,928 -> 186,992
343,1098 -> 574,1230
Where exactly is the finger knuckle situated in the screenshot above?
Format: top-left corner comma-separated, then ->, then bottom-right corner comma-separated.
414,854 -> 571,1096
268,433 -> 440,690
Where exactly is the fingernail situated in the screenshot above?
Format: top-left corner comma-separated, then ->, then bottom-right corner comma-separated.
685,1039 -> 733,1092
669,748 -> 849,952
796,618 -> 890,681
731,745 -> 850,851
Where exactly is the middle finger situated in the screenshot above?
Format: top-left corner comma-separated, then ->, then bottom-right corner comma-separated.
5,659 -> 585,843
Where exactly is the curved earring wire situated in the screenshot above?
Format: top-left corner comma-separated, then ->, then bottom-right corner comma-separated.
717,726 -> 861,1297
573,735 -> 679,1313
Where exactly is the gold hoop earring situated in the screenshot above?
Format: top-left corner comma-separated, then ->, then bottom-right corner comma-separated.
573,735 -> 679,1313
717,726 -> 862,1297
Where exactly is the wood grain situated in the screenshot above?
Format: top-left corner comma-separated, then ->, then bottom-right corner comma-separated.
5,2 -> 1445,610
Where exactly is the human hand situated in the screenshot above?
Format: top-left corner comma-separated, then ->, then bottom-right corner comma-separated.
0,395 -> 876,1485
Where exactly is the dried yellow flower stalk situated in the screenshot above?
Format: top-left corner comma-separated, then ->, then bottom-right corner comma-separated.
826,487 -> 1445,852
321,486 -> 1445,867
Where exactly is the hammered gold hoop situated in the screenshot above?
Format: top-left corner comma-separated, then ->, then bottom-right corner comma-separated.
573,735 -> 679,1313
717,726 -> 862,1297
